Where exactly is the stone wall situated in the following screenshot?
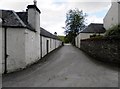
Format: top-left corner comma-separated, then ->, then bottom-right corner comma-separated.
80,37 -> 120,64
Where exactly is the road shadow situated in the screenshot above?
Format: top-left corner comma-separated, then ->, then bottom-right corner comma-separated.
2,46 -> 64,81
73,46 -> 119,72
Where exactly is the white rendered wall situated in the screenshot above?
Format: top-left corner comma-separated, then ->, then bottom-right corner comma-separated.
28,8 -> 40,34
6,28 -> 26,73
41,36 -> 46,57
25,29 -> 40,65
27,6 -> 41,65
80,33 -> 93,40
41,36 -> 62,58
75,34 -> 81,48
76,33 -> 104,48
49,38 -> 54,52
104,2 -> 120,30
41,36 -> 50,57
58,40 -> 62,48
75,33 -> 101,48
49,38 -> 55,52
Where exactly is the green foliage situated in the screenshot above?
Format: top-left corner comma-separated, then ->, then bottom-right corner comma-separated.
64,37 -> 69,43
58,35 -> 70,43
105,25 -> 120,37
88,25 -> 120,41
58,36 -> 65,42
90,35 -> 104,39
64,9 -> 87,45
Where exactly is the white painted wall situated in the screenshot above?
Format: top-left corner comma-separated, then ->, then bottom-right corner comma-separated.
75,37 -> 77,47
75,34 -> 81,48
25,29 -> 40,65
75,33 -> 88,48
3,27 -> 41,73
49,38 -> 55,52
28,7 -> 40,34
41,36 -> 50,57
41,36 -> 62,58
104,2 -> 120,30
2,27 -> 61,74
80,33 -> 93,40
6,28 -> 26,73
75,33 -> 104,48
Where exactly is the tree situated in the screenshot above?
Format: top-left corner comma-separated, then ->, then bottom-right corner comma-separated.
64,9 -> 87,45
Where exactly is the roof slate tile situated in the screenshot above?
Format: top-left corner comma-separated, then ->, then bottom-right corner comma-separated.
80,23 -> 106,33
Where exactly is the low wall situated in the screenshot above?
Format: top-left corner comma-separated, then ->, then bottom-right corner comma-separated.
80,37 -> 120,64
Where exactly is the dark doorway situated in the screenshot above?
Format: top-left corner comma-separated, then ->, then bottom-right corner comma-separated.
46,40 -> 49,54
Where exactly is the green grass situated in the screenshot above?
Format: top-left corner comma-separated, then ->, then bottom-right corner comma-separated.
58,35 -> 65,42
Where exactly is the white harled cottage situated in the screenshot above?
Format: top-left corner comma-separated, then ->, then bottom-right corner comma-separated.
104,0 -> 120,30
0,4 -> 41,74
0,3 -> 62,74
75,23 -> 106,48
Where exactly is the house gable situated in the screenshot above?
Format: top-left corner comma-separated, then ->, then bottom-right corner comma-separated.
103,1 -> 120,30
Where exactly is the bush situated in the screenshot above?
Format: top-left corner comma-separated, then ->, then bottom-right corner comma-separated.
91,35 -> 103,39
64,37 -> 69,43
105,25 -> 120,37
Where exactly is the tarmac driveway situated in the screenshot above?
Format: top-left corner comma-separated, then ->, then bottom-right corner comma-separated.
3,44 -> 119,87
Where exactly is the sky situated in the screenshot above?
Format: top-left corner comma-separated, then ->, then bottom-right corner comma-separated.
0,0 -> 112,35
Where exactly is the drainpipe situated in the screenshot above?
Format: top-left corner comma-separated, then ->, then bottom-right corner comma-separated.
4,27 -> 7,74
40,36 -> 42,58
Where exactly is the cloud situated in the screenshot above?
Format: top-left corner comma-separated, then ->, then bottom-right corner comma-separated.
0,0 -> 111,35
39,1 -> 111,35
86,16 -> 103,25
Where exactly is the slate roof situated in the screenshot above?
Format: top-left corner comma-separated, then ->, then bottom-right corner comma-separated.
0,10 -> 26,27
0,10 -> 35,31
40,27 -> 60,40
16,12 -> 28,25
16,12 -> 35,31
80,23 -> 106,33
0,9 -> 59,40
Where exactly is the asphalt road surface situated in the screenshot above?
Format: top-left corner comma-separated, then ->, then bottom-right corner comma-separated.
3,44 -> 119,87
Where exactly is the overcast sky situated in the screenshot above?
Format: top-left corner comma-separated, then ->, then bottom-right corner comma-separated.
0,0 -> 112,35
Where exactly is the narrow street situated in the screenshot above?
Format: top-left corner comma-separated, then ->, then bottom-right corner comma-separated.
3,44 -> 118,87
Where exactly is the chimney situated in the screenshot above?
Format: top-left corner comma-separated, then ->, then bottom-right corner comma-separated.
33,0 -> 37,5
111,0 -> 119,5
27,1 -> 41,33
54,32 -> 57,36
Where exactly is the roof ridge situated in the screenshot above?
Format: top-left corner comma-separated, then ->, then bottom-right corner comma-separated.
80,23 -> 105,33
90,23 -> 103,25
40,27 -> 59,40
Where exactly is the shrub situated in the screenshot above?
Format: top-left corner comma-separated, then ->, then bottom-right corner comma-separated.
105,25 -> 120,37
92,35 -> 103,39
